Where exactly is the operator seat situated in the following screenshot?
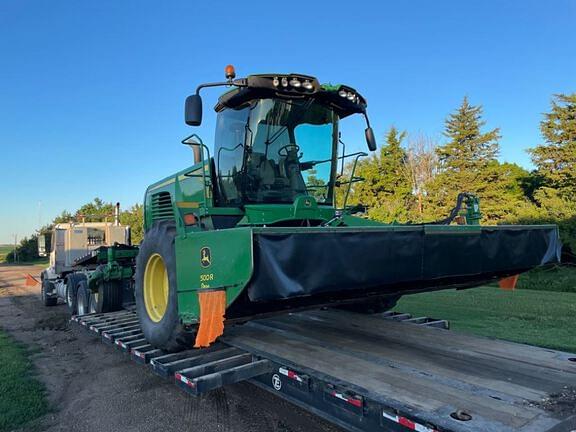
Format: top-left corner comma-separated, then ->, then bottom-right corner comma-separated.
281,148 -> 306,195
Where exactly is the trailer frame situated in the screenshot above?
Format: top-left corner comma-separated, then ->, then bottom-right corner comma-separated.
71,309 -> 576,432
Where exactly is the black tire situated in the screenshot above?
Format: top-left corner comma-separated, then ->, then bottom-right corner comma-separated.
135,221 -> 193,351
335,295 -> 401,314
94,280 -> 123,313
76,281 -> 90,316
41,279 -> 58,306
65,273 -> 87,314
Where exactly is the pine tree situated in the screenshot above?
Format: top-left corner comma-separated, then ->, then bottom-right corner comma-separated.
429,97 -> 506,221
348,127 -> 413,222
438,96 -> 500,173
529,93 -> 576,197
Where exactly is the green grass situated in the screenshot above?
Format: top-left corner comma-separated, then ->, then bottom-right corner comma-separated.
394,287 -> 576,353
517,265 -> 576,293
0,245 -> 13,263
0,330 -> 48,432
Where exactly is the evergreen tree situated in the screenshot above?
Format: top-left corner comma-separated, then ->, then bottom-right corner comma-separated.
347,127 -> 414,222
438,96 -> 500,173
529,93 -> 576,197
523,93 -> 576,254
429,97 -> 503,220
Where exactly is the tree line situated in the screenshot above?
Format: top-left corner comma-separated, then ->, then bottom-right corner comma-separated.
6,93 -> 575,262
341,93 -> 575,257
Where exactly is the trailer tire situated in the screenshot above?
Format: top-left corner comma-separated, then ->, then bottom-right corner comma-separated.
76,281 -> 90,316
65,273 -> 87,314
89,291 -> 98,314
95,280 -> 123,313
335,295 -> 401,314
41,279 -> 58,306
135,221 -> 193,352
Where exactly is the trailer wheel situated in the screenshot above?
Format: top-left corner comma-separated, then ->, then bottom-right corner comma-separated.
335,295 -> 401,314
89,291 -> 98,314
65,274 -> 87,314
94,280 -> 123,313
41,279 -> 58,306
76,281 -> 90,316
135,221 -> 193,351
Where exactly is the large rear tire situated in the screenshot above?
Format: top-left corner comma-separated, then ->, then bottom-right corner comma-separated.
135,221 -> 193,351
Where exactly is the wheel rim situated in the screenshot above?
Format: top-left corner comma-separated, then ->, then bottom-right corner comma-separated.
89,292 -> 98,313
77,292 -> 87,315
143,253 -> 169,322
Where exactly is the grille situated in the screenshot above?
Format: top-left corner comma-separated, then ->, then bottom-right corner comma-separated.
150,192 -> 174,222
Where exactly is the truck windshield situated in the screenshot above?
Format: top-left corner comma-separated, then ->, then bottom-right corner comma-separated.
215,98 -> 338,206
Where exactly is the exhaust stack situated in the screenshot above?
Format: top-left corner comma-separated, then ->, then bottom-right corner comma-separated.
114,202 -> 120,226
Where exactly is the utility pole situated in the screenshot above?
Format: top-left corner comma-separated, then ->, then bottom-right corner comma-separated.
13,233 -> 18,264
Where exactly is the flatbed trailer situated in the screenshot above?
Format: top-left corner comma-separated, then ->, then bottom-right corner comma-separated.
71,309 -> 576,432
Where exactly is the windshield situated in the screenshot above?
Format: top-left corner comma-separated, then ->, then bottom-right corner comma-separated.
214,98 -> 337,206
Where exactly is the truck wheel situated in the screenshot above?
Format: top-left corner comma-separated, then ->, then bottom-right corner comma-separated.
335,295 -> 401,314
95,281 -> 123,313
41,279 -> 58,306
65,274 -> 86,314
135,221 -> 193,351
76,281 -> 90,316
89,291 -> 98,314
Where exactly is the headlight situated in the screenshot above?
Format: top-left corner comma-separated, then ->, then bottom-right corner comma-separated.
302,80 -> 313,90
338,89 -> 347,98
289,78 -> 301,88
281,77 -> 288,87
272,76 -> 280,87
347,92 -> 355,101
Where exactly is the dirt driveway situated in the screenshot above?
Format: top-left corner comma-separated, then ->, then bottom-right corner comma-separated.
0,264 -> 341,432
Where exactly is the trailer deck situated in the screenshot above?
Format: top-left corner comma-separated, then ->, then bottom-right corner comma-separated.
71,310 -> 576,432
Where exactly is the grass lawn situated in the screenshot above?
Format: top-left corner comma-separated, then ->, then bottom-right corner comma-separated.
394,286 -> 576,353
0,245 -> 13,263
517,265 -> 576,293
0,330 -> 48,432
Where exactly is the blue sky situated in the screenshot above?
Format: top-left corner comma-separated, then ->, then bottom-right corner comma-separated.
1,0 -> 575,243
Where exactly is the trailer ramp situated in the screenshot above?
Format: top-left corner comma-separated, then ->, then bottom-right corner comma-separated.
71,310 -> 576,432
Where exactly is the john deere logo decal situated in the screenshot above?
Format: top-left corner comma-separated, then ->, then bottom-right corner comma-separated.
200,247 -> 211,268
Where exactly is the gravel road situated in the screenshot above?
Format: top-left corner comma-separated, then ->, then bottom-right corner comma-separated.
0,264 -> 341,432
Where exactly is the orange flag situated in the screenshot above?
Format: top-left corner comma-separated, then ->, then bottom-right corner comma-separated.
24,274 -> 40,286
194,290 -> 227,348
498,275 -> 519,290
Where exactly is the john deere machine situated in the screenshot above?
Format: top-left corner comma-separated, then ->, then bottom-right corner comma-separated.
133,66 -> 561,351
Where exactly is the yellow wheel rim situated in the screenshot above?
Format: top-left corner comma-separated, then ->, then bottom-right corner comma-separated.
143,253 -> 169,322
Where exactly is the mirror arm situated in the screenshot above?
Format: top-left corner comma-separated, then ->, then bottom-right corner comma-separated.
195,79 -> 247,95
363,111 -> 371,128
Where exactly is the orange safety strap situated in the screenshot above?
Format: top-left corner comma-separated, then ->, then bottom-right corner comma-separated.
194,290 -> 227,348
498,274 -> 519,290
24,274 -> 40,286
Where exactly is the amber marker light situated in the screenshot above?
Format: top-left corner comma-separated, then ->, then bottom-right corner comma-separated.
183,213 -> 197,225
225,64 -> 236,80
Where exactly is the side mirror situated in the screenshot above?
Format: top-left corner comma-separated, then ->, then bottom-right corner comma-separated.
365,127 -> 377,151
185,94 -> 203,126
